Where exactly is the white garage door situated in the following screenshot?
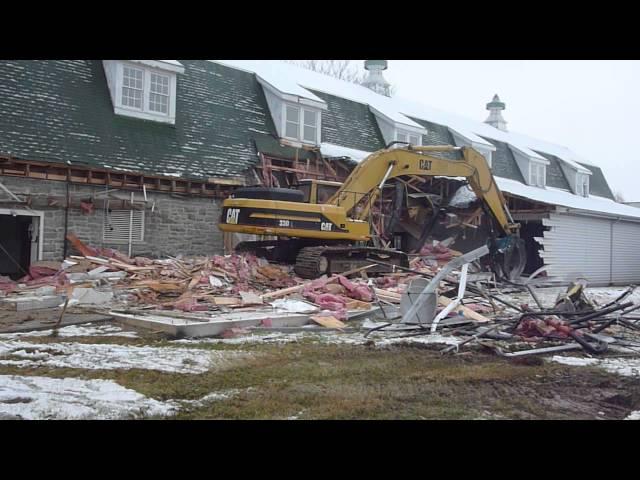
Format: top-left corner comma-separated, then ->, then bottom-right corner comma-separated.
612,220 -> 640,283
542,212 -> 640,285
542,213 -> 612,284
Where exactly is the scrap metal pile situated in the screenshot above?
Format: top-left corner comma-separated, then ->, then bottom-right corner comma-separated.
1,232 -> 640,360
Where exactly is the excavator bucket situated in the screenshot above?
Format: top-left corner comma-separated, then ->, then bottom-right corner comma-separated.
491,236 -> 527,282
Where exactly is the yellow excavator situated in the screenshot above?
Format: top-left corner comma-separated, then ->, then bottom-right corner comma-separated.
218,144 -> 526,280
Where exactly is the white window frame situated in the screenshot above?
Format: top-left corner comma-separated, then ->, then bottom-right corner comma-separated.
529,161 -> 546,187
282,104 -> 320,145
112,62 -> 178,124
121,65 -> 144,111
396,129 -> 422,146
576,173 -> 589,197
148,72 -> 170,115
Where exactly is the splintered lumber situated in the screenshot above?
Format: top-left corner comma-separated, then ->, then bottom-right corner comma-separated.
374,288 -> 402,304
134,281 -> 185,293
240,291 -> 264,306
438,295 -> 489,323
187,274 -> 201,290
261,284 -> 307,301
66,233 -> 98,257
310,315 -> 347,330
260,265 -> 378,301
213,297 -> 241,306
345,299 -> 372,311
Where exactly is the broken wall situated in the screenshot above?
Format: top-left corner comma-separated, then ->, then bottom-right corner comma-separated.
0,175 -> 224,261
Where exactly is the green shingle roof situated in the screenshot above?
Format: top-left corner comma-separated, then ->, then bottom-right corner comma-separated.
478,137 -> 525,182
406,117 -> 461,160
0,60 -> 276,180
578,162 -> 615,200
307,89 -> 385,152
536,151 -> 571,190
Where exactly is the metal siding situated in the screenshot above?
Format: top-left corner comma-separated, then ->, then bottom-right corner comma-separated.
541,213 -> 612,284
612,221 -> 640,283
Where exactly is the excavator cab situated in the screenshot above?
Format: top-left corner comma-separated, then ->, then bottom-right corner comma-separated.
296,179 -> 342,204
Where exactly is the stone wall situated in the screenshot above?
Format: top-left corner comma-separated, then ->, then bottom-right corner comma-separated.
0,175 -> 224,261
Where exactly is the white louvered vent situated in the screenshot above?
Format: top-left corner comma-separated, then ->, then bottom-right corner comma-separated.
103,209 -> 145,243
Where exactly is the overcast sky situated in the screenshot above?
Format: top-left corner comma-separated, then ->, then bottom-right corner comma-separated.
376,60 -> 640,202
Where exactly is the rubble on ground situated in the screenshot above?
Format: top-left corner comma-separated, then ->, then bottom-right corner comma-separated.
1,231 -> 640,367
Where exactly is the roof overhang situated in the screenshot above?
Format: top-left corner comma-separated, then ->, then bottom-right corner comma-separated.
130,60 -> 185,74
256,77 -> 328,110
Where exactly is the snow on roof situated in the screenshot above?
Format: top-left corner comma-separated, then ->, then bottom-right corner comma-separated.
214,60 -> 599,172
503,130 -> 592,172
213,60 -> 424,129
496,176 -> 640,221
321,143 -> 371,162
159,60 -> 183,67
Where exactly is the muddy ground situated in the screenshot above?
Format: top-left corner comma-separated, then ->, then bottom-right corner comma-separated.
1,310 -> 639,419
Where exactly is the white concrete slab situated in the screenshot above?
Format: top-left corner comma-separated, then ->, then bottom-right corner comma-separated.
110,309 -> 313,338
3,295 -> 65,311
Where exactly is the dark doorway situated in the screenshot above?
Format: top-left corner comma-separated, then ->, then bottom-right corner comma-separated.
519,220 -> 545,275
0,215 -> 33,279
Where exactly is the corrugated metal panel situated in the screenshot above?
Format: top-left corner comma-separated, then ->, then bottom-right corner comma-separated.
612,221 -> 640,283
103,210 -> 145,243
541,213 -> 611,283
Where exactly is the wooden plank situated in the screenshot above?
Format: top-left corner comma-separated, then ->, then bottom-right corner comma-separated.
310,315 -> 346,330
66,233 -> 98,257
438,296 -> 490,323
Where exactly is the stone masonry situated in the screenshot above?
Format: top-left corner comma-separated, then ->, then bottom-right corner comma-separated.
0,175 -> 224,261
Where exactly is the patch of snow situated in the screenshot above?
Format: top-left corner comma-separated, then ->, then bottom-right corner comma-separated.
321,143 -> 371,162
550,356 -> 640,377
213,60 -> 600,173
0,375 -> 176,420
625,411 -> 640,420
173,332 -> 307,345
0,340 -> 249,374
0,323 -> 139,340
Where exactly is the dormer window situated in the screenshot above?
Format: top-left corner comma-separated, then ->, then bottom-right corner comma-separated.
576,173 -> 589,197
396,129 -> 421,146
119,67 -> 171,116
283,104 -> 320,145
103,60 -> 183,125
122,66 -> 144,109
529,161 -> 546,187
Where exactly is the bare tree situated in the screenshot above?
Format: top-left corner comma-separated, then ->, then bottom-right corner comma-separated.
614,191 -> 626,203
286,60 -> 366,84
286,60 -> 396,95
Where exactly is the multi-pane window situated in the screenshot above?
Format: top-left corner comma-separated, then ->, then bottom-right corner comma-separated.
119,65 -> 171,117
576,174 -> 589,197
149,73 -> 169,114
529,162 -> 546,187
303,109 -> 317,143
122,66 -> 143,109
285,105 -> 300,139
396,130 -> 420,146
284,105 -> 319,144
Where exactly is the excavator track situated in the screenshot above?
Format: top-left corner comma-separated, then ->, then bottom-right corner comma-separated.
294,245 -> 410,279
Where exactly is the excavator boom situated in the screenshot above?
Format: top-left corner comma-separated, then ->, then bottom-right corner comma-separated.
218,145 -> 525,280
328,145 -> 517,235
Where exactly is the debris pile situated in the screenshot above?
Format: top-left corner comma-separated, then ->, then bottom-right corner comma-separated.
1,232 -> 640,366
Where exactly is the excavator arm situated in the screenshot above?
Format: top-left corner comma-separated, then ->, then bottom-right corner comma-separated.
327,145 -> 518,236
